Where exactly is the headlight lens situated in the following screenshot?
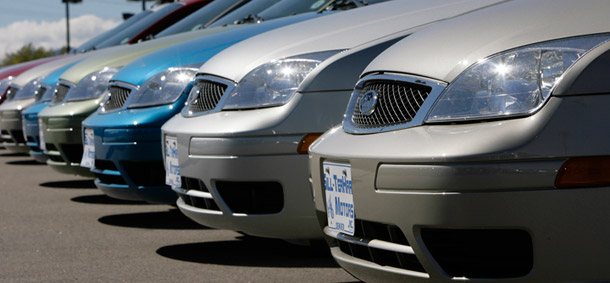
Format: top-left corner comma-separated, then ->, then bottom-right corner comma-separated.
426,34 -> 610,122
0,77 -> 14,97
65,67 -> 121,102
13,77 -> 43,100
125,64 -> 198,109
222,50 -> 342,110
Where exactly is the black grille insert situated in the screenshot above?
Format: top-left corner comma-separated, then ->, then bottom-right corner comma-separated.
61,144 -> 84,163
351,80 -> 431,129
182,176 -> 209,193
95,159 -> 118,171
122,160 -> 166,187
103,86 -> 131,111
9,130 -> 25,144
422,229 -> 533,279
336,219 -> 425,273
188,80 -> 227,113
216,181 -> 283,214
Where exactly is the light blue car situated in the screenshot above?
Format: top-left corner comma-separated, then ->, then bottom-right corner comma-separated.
82,11 -> 328,204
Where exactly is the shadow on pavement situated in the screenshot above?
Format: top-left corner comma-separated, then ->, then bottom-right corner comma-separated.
71,194 -> 149,205
156,236 -> 340,268
40,179 -> 96,189
6,159 -> 45,165
0,152 -> 28,157
98,209 -> 207,230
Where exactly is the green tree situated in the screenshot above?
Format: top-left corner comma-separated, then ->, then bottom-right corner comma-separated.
1,43 -> 57,67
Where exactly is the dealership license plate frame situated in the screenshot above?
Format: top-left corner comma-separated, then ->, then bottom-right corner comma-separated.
80,128 -> 95,168
323,161 -> 355,236
165,135 -> 181,187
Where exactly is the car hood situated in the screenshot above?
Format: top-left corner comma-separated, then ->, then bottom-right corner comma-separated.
12,53 -> 87,88
363,0 -> 610,83
198,0 -> 508,83
112,13 -> 322,86
60,25 -> 238,85
0,53 -> 93,112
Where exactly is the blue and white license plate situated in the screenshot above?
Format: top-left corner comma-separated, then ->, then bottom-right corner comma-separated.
80,128 -> 95,168
165,136 -> 181,187
323,162 -> 355,235
38,119 -> 46,151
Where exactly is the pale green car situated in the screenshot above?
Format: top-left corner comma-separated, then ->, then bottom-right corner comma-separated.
38,27 -> 238,176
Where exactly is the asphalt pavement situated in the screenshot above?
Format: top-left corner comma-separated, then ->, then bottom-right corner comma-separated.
0,148 -> 356,282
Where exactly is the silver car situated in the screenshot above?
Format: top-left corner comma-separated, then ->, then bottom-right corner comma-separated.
161,0 -> 506,240
309,0 -> 610,281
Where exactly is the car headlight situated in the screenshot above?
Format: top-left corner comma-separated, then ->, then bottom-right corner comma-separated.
221,50 -> 342,110
125,64 -> 199,109
65,67 -> 121,102
13,77 -> 43,100
426,34 -> 610,123
0,77 -> 14,96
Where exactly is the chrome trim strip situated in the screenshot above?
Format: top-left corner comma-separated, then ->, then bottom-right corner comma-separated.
324,226 -> 415,255
343,74 -> 447,134
181,75 -> 236,118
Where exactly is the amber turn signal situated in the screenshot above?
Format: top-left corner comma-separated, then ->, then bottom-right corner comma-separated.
297,133 -> 323,154
555,156 -> 610,188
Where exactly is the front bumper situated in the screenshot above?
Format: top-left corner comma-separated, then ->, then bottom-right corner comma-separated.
0,109 -> 27,153
309,95 -> 610,282
162,90 -> 351,240
172,134 -> 322,240
23,103 -> 48,163
90,127 -> 175,204
40,115 -> 92,177
39,99 -> 99,177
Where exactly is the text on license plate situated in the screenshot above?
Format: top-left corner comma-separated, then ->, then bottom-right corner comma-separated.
323,162 -> 355,236
165,136 -> 181,187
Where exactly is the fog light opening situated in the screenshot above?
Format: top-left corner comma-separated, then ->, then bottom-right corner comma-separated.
297,133 -> 323,154
555,156 -> 610,188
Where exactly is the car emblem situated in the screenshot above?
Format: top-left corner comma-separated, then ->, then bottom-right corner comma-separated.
359,90 -> 379,116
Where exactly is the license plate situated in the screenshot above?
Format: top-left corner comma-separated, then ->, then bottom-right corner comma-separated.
80,128 -> 95,168
323,162 -> 355,235
165,136 -> 181,187
38,119 -> 46,151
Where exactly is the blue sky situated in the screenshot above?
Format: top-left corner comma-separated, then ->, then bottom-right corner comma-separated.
0,0 -> 148,27
0,0 -> 154,59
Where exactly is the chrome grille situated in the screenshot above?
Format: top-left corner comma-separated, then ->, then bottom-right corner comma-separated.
34,87 -> 47,102
103,86 -> 131,111
188,80 -> 227,113
351,80 -> 432,128
53,84 -> 70,103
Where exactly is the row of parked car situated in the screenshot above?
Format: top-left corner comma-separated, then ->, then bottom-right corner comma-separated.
1,0 -> 610,281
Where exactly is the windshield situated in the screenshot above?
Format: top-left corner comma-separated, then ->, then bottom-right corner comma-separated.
94,3 -> 182,49
76,10 -> 151,52
208,0 -> 280,28
256,0 -> 333,21
156,0 -> 249,37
